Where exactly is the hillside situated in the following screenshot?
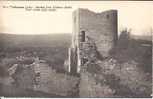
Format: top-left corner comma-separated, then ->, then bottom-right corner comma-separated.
0,33 -> 71,49
130,34 -> 152,42
0,33 -> 71,72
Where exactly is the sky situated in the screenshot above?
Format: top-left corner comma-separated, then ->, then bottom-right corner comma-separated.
0,1 -> 152,35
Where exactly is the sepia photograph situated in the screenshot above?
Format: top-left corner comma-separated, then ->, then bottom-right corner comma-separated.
0,1 -> 152,98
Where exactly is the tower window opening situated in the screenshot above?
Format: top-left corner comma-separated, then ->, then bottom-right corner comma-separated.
80,31 -> 86,42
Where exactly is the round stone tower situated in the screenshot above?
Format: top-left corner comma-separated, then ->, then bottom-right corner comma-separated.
78,9 -> 118,57
68,9 -> 118,74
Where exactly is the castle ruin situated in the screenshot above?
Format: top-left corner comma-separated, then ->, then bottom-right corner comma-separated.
68,8 -> 118,74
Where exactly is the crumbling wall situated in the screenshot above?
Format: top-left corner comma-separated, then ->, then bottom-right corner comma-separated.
78,38 -> 115,98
